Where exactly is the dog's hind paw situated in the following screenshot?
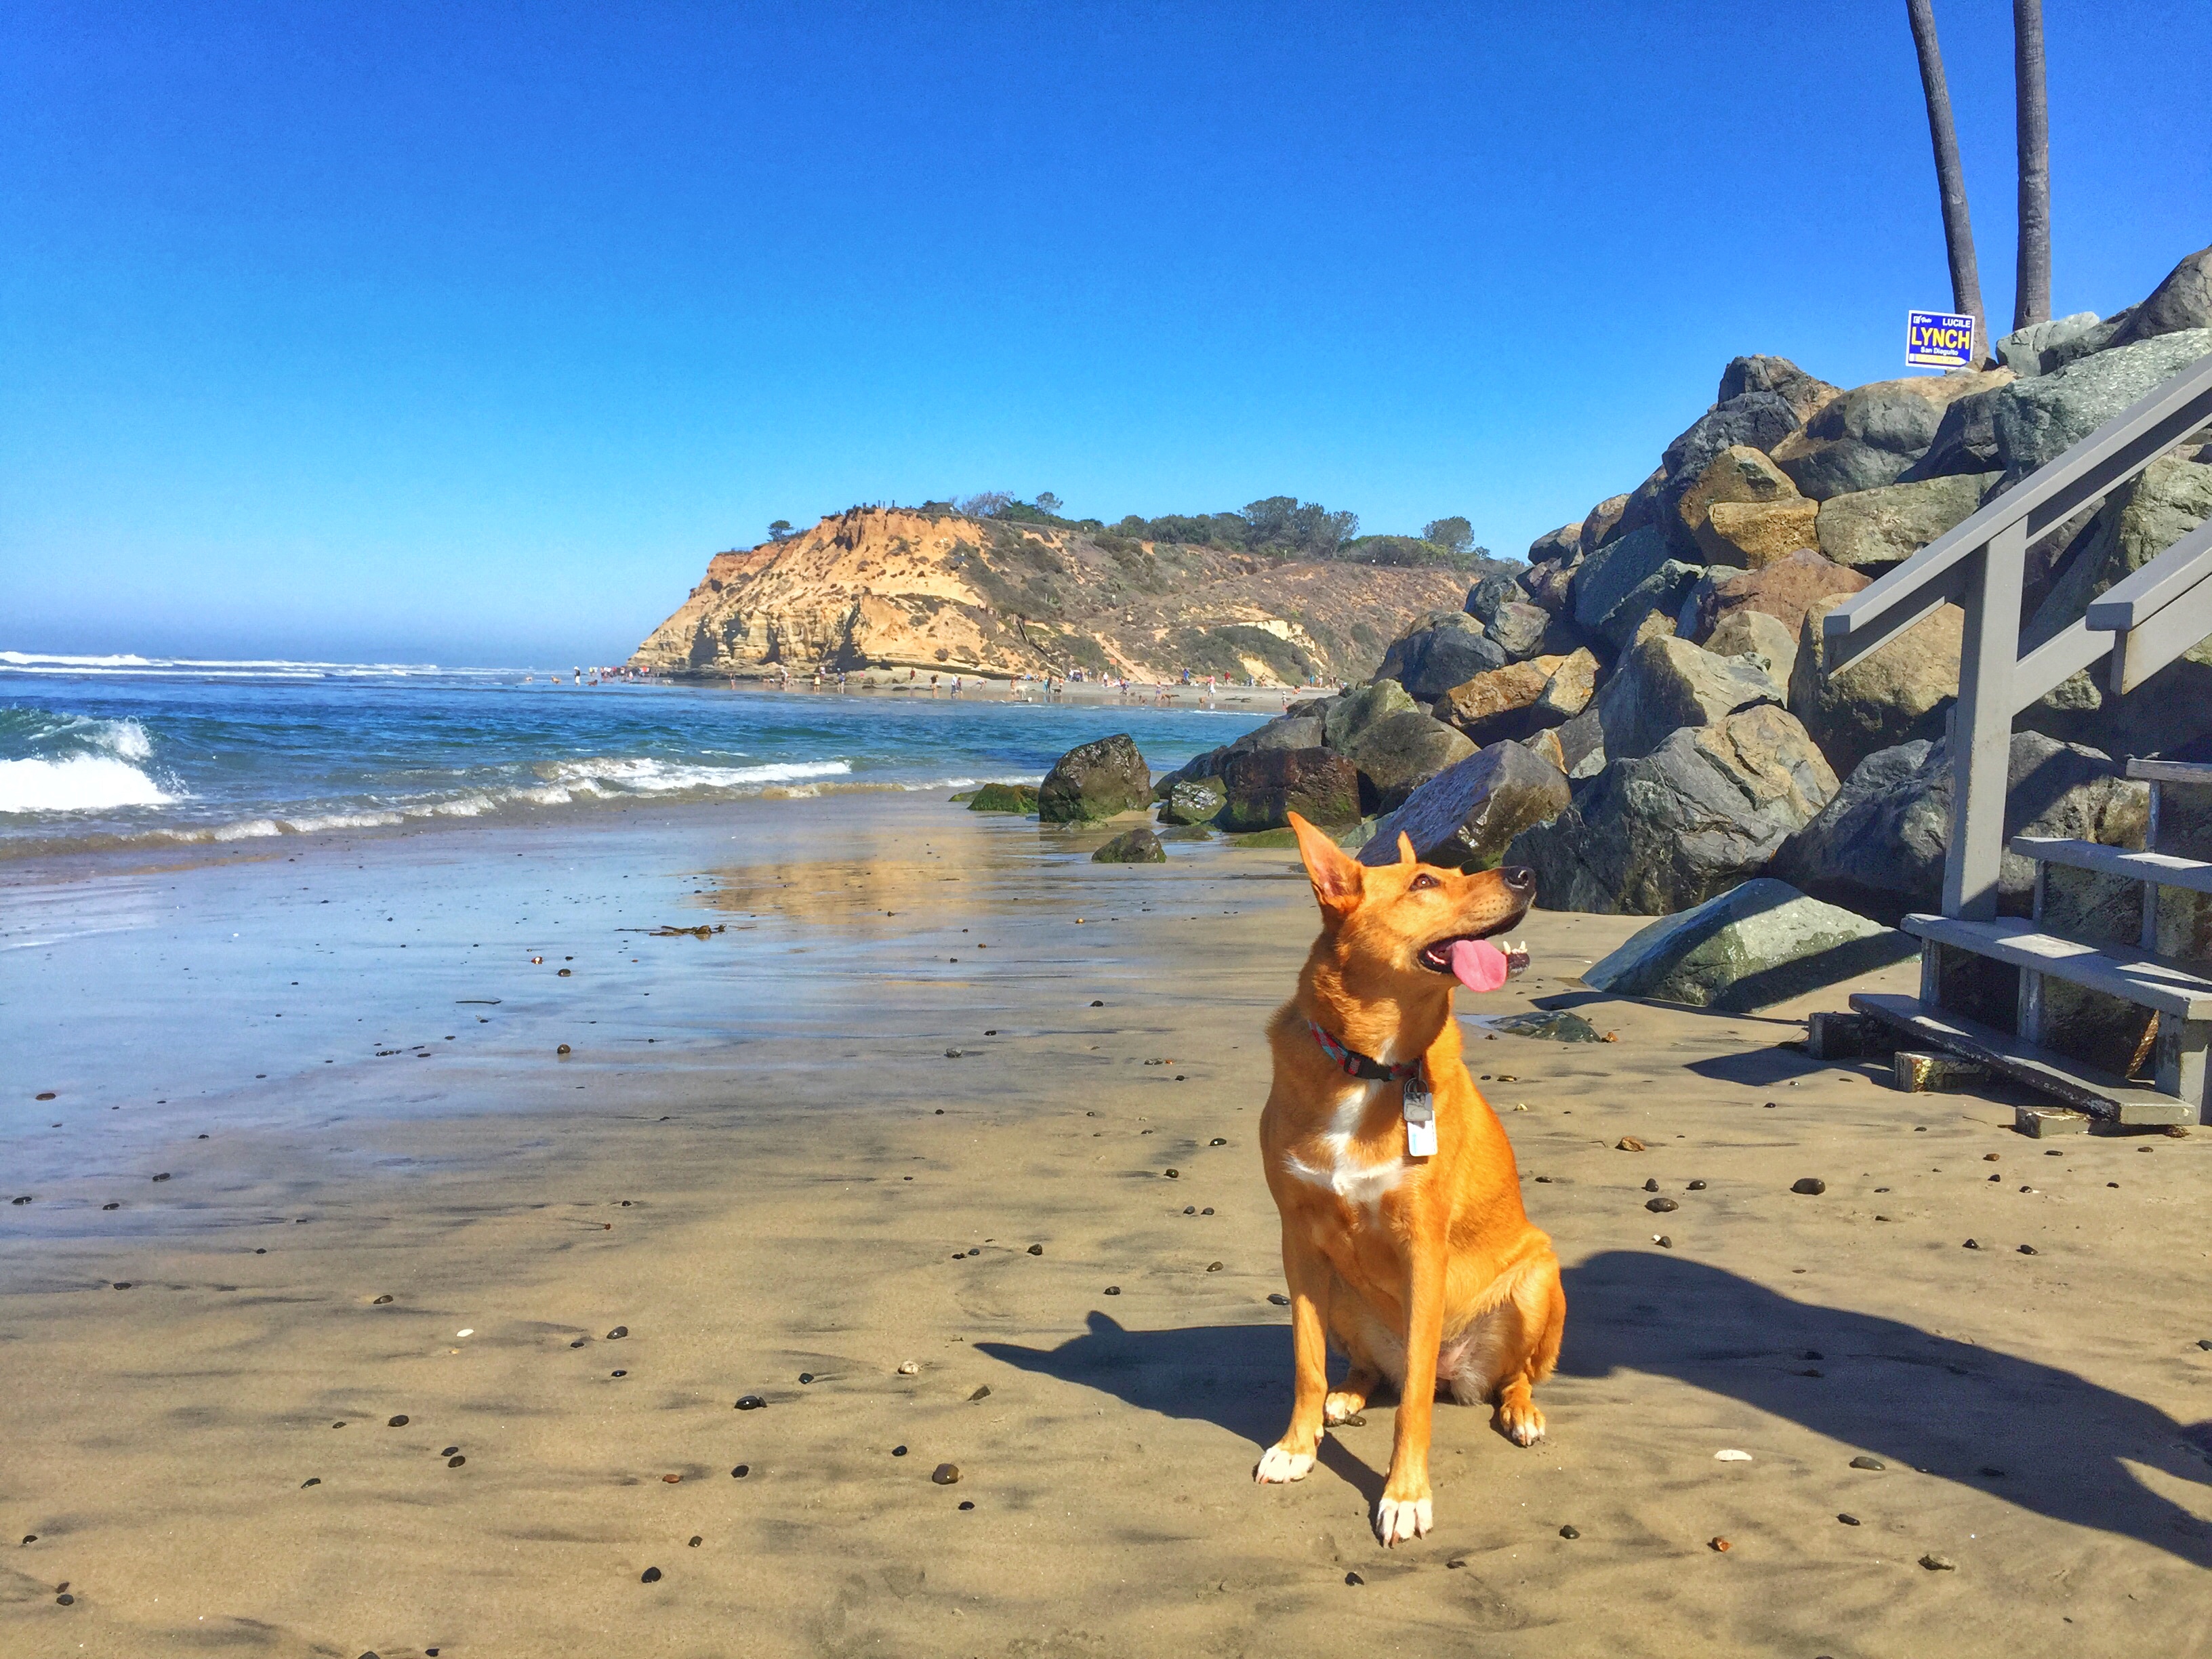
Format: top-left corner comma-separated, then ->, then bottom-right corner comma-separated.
1254,1443 -> 1315,1484
1374,1494 -> 1432,1546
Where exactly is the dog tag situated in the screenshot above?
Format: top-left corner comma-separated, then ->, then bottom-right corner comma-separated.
1401,1076 -> 1437,1160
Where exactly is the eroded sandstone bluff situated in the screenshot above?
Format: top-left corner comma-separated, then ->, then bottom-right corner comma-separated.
628,507 -> 1465,684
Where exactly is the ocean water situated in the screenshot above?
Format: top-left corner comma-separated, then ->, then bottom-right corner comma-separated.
0,653 -> 1271,860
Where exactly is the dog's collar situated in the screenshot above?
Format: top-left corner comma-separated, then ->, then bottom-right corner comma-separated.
1308,1021 -> 1423,1085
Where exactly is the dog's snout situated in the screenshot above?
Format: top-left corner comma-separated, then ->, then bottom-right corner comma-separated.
1501,865 -> 1536,895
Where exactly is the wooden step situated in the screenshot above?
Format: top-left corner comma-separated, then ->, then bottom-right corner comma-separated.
1900,914 -> 2212,1020
2011,836 -> 2212,896
1851,993 -> 2194,1125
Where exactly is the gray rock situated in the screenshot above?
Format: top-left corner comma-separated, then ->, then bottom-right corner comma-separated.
1774,731 -> 2148,924
1658,392 -> 1808,554
1156,777 -> 1225,826
1040,734 -> 1150,823
2107,245 -> 2212,348
1339,711 -> 1477,814
1480,1009 -> 1604,1042
1993,329 -> 2212,484
1527,523 -> 1583,564
1218,746 -> 1363,832
1359,741 -> 1572,872
1582,877 -> 1915,1012
1717,355 -> 1839,420
2026,454 -> 2212,644
1091,826 -> 1167,863
1236,714 -> 1325,754
1509,705 -> 1839,915
1557,705 -> 1606,779
1465,571 -> 1531,623
1790,592 -> 1962,780
1523,556 -> 1580,615
1814,473 -> 1994,571
1899,386 -> 2010,481
1597,635 -> 1784,762
1995,312 -> 2102,377
1771,371 -> 2013,499
1322,678 -> 1420,750
1605,567 -> 1702,652
1376,613 -> 1509,701
1570,526 -> 1672,635
1486,600 -> 1553,661
1702,609 -> 1799,688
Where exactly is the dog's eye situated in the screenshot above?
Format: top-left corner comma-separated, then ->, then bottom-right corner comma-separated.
1408,872 -> 1440,892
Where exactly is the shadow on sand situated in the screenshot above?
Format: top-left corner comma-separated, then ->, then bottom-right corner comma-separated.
979,1251 -> 2212,1564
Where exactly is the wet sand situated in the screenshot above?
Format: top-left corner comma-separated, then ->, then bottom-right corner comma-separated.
4,794 -> 2210,1657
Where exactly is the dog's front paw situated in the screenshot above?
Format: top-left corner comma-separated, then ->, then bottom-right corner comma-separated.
1254,1442 -> 1315,1484
1374,1491 -> 1432,1547
1495,1399 -> 1547,1446
1323,1391 -> 1368,1427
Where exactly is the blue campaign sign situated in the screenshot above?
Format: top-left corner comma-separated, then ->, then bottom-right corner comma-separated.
1906,309 -> 1978,369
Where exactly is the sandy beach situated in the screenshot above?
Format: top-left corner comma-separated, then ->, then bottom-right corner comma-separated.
5,792 -> 2210,1658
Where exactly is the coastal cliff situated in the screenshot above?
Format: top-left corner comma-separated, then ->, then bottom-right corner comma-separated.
628,507 -> 1465,684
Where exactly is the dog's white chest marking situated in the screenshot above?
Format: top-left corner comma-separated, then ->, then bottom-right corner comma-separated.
1282,1082 -> 1407,1210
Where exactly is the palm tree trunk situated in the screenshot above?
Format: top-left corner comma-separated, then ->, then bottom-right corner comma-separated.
2013,0 -> 2052,329
1905,0 -> 1989,359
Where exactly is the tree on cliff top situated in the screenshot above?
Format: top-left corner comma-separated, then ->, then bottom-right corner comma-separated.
767,519 -> 794,541
1904,0 -> 1990,358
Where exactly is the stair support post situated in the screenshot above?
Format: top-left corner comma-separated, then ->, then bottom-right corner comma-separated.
2154,1017 -> 2210,1124
1942,524 -> 2028,922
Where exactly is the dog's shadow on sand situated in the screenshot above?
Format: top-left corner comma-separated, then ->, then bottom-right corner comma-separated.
978,1251 -> 2212,1565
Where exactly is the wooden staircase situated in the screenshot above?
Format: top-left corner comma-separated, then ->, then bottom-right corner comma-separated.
1824,351 -> 2212,1126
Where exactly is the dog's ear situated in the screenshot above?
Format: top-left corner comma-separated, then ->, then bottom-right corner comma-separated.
1289,813 -> 1364,916
1397,832 -> 1417,865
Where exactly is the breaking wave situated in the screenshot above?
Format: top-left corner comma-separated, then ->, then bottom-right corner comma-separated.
0,710 -> 175,813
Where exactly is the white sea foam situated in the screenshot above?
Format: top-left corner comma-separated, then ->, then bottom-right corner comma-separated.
0,651 -> 481,680
0,754 -> 177,813
545,756 -> 852,794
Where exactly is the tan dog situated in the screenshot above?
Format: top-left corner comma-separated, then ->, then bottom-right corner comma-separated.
1254,814 -> 1564,1546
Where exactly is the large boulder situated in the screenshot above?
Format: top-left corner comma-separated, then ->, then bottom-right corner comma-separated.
1995,312 -> 2103,377
1583,878 -> 1916,1012
1039,734 -> 1151,823
1557,705 -> 1606,779
1700,498 -> 1822,568
2026,453 -> 2212,643
1436,657 -> 1565,744
1570,526 -> 1672,634
1376,612 -> 1509,700
1689,549 -> 1870,643
1534,647 -> 1601,724
1508,705 -> 1839,915
2107,245 -> 2212,348
968,782 -> 1040,814
1596,634 -> 1784,762
1814,472 -> 1994,571
1899,385 -> 2011,480
1579,493 -> 1632,555
1769,369 -> 2013,499
1339,712 -> 1477,814
1359,741 -> 1572,872
1156,776 -> 1225,825
1658,392 -> 1809,554
1465,571 -> 1553,659
1717,354 -> 1840,421
1527,522 -> 1583,564
1675,445 -> 1803,562
1323,678 -> 1420,750
1992,329 -> 2212,484
1702,608 -> 1799,688
1601,560 -> 1703,651
1776,732 -> 2148,924
1790,591 -> 1962,780
1218,747 -> 1362,832
1523,556 -> 1580,615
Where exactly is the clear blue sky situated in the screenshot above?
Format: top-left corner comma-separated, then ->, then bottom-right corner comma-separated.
4,1 -> 2205,667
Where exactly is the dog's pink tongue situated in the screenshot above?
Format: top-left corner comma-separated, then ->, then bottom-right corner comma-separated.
1447,938 -> 1511,993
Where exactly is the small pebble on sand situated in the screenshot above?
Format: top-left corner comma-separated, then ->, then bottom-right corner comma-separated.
1645,1197 -> 1677,1212
893,1445 -> 908,1456
1104,1286 -> 1120,1295
449,1455 -> 466,1467
735,1395 -> 766,1410
731,1464 -> 750,1477
1791,1178 -> 1826,1195
640,1566 -> 661,1583
1850,1455 -> 1886,1470
968,1385 -> 991,1401
897,1360 -> 920,1374
372,1294 -> 393,1305
1709,1537 -> 1731,1552
932,1462 -> 961,1485
2018,1244 -> 2039,1255
1920,1553 -> 1956,1571
1268,1293 -> 1290,1306
1210,1137 -> 1227,1146
1616,1136 -> 1646,1152
1559,1524 -> 1580,1539
1837,1513 -> 1860,1525
1027,1244 -> 1043,1255
607,1326 -> 628,1339
1345,1571 -> 1365,1586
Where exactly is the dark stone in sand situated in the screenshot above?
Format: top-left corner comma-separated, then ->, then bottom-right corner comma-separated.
1184,1206 -> 1196,1215
798,1372 -> 815,1384
36,1092 -> 56,1101
447,1454 -> 466,1467
1104,1286 -> 1120,1296
611,1370 -> 627,1378
1092,826 -> 1167,863
112,1282 -> 132,1290
732,1465 -> 750,1477
968,1385 -> 991,1401
9,1196 -> 27,1205
1687,1180 -> 1707,1190
2018,1244 -> 2039,1255
892,1445 -> 908,1456
1656,1235 -> 1673,1248
1838,1513 -> 1860,1525
255,1248 -> 266,1254
1645,1197 -> 1679,1212
1206,1261 -> 1224,1272
1920,1553 -> 1956,1572
640,1567 -> 662,1583
387,1414 -> 410,1427
1202,1207 -> 1214,1215
1642,1178 -> 1659,1192
102,1202 -> 119,1210
1027,1244 -> 1043,1255
152,1173 -> 170,1182
441,1446 -> 458,1456
1345,1571 -> 1366,1586
1559,1525 -> 1580,1539
1850,1455 -> 1886,1470
57,1593 -> 74,1605
959,1500 -> 975,1510
1268,1293 -> 1290,1306
689,1535 -> 702,1547
607,1326 -> 628,1339
932,1462 -> 962,1485
571,1338 -> 587,1347
1210,1136 -> 1227,1145
1791,1178 -> 1826,1195
373,1294 -> 393,1304
735,1395 -> 766,1410
1963,1239 -> 1980,1249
